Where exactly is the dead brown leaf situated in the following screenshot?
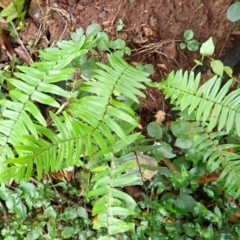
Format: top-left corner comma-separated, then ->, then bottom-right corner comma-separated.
157,63 -> 168,71
198,172 -> 220,184
155,110 -> 166,125
0,0 -> 11,8
29,0 -> 47,21
0,29 -> 15,61
14,46 -> 33,65
62,169 -> 73,182
161,41 -> 176,59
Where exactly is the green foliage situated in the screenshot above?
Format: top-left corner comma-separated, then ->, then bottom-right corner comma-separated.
2,22 -> 240,239
87,160 -> 140,236
200,37 -> 215,56
0,24 -> 149,183
0,180 -> 92,239
147,121 -> 163,139
0,0 -> 26,22
194,37 -> 233,78
158,69 -> 240,197
179,29 -> 200,51
227,2 -> 240,22
116,19 -> 125,31
0,23 -> 151,237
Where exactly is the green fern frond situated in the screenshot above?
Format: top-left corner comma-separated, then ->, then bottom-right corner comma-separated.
0,0 -> 25,22
0,36 -> 88,176
0,38 -> 150,182
182,120 -> 240,197
68,54 -> 150,142
159,70 -> 240,136
87,160 -> 139,235
160,70 -> 240,197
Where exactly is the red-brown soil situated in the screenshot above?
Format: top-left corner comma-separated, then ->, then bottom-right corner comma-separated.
1,0 -> 240,125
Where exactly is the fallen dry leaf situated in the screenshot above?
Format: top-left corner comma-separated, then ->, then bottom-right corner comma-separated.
62,169 -> 73,182
127,154 -> 158,181
229,208 -> 240,224
0,0 -> 11,8
198,172 -> 220,184
14,46 -> 33,65
161,41 -> 176,59
92,215 -> 99,224
155,110 -> 166,125
0,29 -> 15,61
51,171 -> 64,181
157,63 -> 168,71
29,0 -> 46,21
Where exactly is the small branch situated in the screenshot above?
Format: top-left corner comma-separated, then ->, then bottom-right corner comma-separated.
10,21 -> 33,65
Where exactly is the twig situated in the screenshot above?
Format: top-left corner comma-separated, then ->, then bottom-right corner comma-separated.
111,0 -> 127,28
10,21 -> 33,65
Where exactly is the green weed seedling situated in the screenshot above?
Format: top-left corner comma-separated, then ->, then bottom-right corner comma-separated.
179,29 -> 200,52
195,37 -> 233,78
116,19 -> 125,31
227,1 -> 240,22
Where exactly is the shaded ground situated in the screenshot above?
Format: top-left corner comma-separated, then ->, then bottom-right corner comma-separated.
1,0 -> 239,126
14,0 -> 237,125
28,0 -> 234,65
0,0 -> 238,132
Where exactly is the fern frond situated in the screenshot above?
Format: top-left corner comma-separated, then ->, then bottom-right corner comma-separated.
159,70 -> 240,136
68,54 -> 150,142
0,36 -> 88,175
87,160 -> 139,235
165,74 -> 240,197
188,123 -> 240,197
0,47 -> 150,182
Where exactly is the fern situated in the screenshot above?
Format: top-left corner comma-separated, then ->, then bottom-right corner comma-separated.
88,159 -> 140,235
0,28 -> 150,185
159,70 -> 240,197
159,70 -> 240,135
0,36 -> 86,178
0,0 -> 25,22
0,26 -> 152,234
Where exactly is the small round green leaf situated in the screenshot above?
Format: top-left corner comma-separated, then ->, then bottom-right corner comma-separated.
26,230 -> 40,240
123,46 -> 131,55
175,138 -> 193,149
200,37 -> 215,56
183,223 -> 197,237
97,32 -> 110,51
14,201 -> 27,218
179,42 -> 186,49
61,227 -> 75,239
70,27 -> 84,41
86,23 -> 100,37
184,29 -> 194,40
227,2 -> 240,22
114,38 -> 126,49
174,194 -> 196,213
171,121 -> 190,138
173,157 -> 191,171
171,173 -> 188,189
187,40 -> 199,51
224,66 -> 233,78
147,122 -> 163,139
154,142 -> 176,158
210,60 -> 224,77
117,19 -> 124,31
44,206 -> 57,219
143,64 -> 154,74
